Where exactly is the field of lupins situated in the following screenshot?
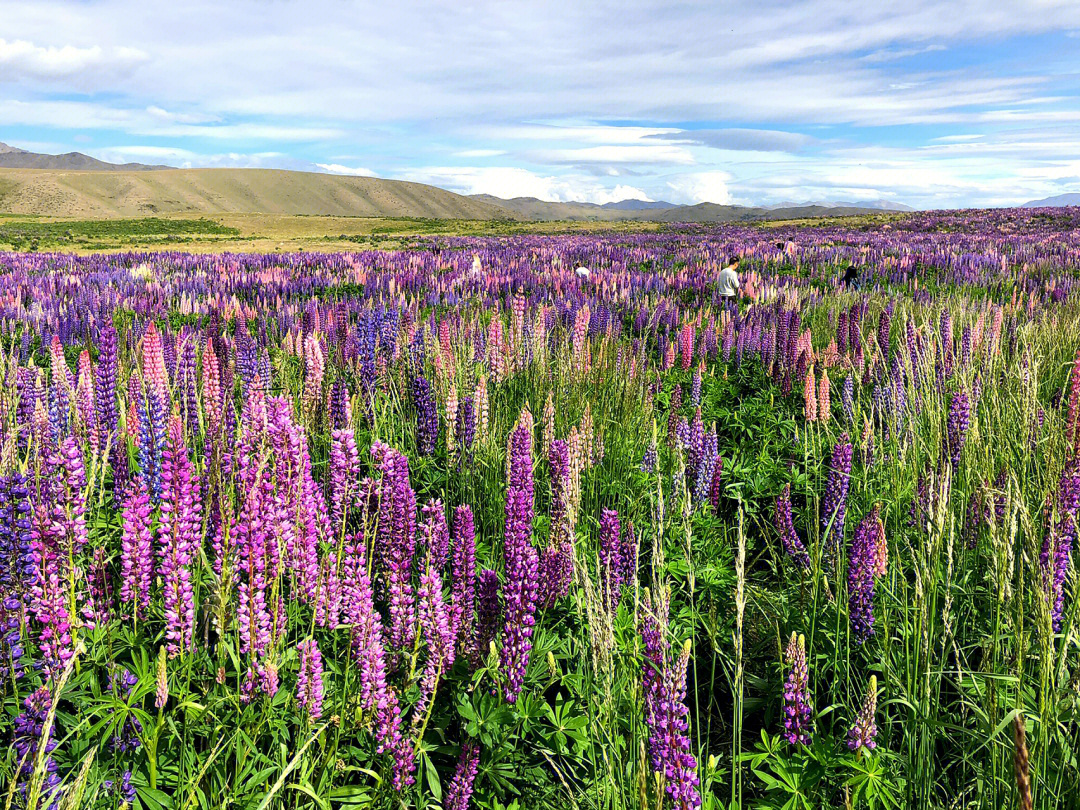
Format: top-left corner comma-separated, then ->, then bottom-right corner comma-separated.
1,207 -> 1079,810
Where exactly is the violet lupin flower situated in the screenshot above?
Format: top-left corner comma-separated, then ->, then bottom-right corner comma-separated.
296,638 -> 325,720
0,474 -> 34,680
847,675 -> 878,752
1042,461 -> 1079,632
822,433 -> 854,555
119,479 -> 154,621
499,421 -> 539,703
106,667 -> 144,752
640,588 -> 701,810
781,632 -> 812,746
444,740 -> 481,810
95,322 -> 120,450
413,373 -> 439,456
946,390 -> 971,468
12,686 -> 63,809
776,484 -> 810,570
849,508 -> 880,642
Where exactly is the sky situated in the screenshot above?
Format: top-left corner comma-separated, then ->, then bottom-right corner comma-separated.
2,1 -> 1080,208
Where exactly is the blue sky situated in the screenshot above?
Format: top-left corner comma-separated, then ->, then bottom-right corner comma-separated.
2,1 -> 1080,208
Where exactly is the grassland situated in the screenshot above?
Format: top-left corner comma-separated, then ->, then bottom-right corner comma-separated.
0,213 -> 669,253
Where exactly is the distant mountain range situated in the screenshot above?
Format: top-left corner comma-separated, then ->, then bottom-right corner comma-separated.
0,141 -> 170,171
469,194 -> 909,222
0,140 -> 914,222
1020,193 -> 1080,208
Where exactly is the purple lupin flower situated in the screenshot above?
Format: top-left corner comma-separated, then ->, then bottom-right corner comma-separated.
329,426 -> 361,535
421,500 -> 451,570
296,638 -> 325,720
340,534 -> 414,788
781,632 -> 812,745
373,442 -> 418,652
640,588 -> 701,809
849,507 -> 880,642
946,390 -> 971,468
471,568 -> 501,670
599,508 -> 624,612
445,740 -> 481,810
822,433 -> 854,554
776,484 -> 810,570
450,505 -> 477,650
847,675 -> 878,752
500,421 -> 539,703
119,479 -> 154,621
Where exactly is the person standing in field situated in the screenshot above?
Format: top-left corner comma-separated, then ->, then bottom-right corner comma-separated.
718,255 -> 741,299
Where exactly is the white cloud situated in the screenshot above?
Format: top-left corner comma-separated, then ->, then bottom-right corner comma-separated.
665,172 -> 733,205
0,38 -> 147,82
398,166 -> 650,204
315,163 -> 377,177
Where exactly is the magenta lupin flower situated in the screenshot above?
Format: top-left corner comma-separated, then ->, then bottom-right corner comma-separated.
499,421 -> 539,703
119,479 -> 154,621
782,632 -> 812,745
296,638 -> 325,720
159,415 -> 201,657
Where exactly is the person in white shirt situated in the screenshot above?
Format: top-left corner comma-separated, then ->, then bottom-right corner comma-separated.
718,256 -> 741,298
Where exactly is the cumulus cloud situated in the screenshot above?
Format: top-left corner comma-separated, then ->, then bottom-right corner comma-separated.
399,166 -> 650,204
0,38 -> 147,83
665,172 -> 733,205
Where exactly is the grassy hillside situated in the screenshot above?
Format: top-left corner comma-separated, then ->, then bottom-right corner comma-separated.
0,167 -> 515,219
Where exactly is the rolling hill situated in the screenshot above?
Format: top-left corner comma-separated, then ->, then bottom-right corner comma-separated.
0,141 -> 912,222
0,166 -> 514,219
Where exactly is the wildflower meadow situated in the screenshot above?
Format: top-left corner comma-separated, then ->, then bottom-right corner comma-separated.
1,207 -> 1079,809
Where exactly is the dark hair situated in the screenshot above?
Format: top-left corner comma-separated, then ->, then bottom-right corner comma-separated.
842,264 -> 860,280
728,256 -> 741,265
